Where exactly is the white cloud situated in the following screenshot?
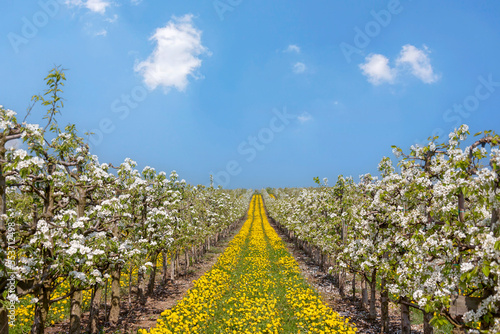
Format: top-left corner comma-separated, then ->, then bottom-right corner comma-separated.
95,29 -> 107,37
131,0 -> 143,4
285,44 -> 301,53
105,14 -> 118,23
297,112 -> 312,123
359,54 -> 396,85
65,0 -> 111,14
396,44 -> 439,84
293,62 -> 306,74
86,0 -> 110,14
359,45 -> 439,85
135,14 -> 209,92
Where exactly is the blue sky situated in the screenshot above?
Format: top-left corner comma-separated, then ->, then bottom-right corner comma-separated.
1,0 -> 500,189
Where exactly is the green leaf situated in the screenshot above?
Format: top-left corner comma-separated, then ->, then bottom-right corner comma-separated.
482,266 -> 490,277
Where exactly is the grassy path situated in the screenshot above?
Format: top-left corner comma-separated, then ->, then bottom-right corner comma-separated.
140,195 -> 356,334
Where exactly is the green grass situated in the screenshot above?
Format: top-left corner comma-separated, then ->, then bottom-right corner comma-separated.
147,195 -> 356,333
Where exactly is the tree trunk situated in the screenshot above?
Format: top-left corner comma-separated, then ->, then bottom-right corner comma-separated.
31,286 -> 50,334
175,252 -> 180,276
137,270 -> 146,306
351,272 -> 356,299
69,289 -> 82,334
0,306 -> 8,334
128,266 -> 133,306
380,277 -> 389,333
491,206 -> 500,236
458,191 -> 465,223
423,311 -> 434,334
339,269 -> 345,298
400,297 -> 411,334
162,252 -> 168,285
109,266 -> 121,326
361,278 -> 368,308
369,269 -> 377,320
147,253 -> 158,296
170,251 -> 176,282
87,285 -> 102,334
104,279 -> 108,323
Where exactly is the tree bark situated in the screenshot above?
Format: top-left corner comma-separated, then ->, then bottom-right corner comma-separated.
458,191 -> 465,223
491,206 -> 500,236
351,272 -> 356,299
128,266 -> 133,307
108,265 -> 121,326
69,289 -> 82,334
361,278 -> 368,308
87,285 -> 102,334
31,286 -> 50,334
162,252 -> 168,285
423,311 -> 434,334
170,251 -> 176,282
147,253 -> 158,296
369,269 -> 377,320
380,277 -> 389,333
0,307 -> 8,334
137,270 -> 146,306
175,252 -> 180,277
339,269 -> 345,298
400,297 -> 411,334
104,279 -> 108,323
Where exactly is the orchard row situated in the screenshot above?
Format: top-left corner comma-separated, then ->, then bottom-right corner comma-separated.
266,125 -> 500,334
0,68 -> 252,334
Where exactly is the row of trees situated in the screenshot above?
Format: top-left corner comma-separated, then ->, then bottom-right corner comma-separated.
266,125 -> 500,334
0,68 -> 252,334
